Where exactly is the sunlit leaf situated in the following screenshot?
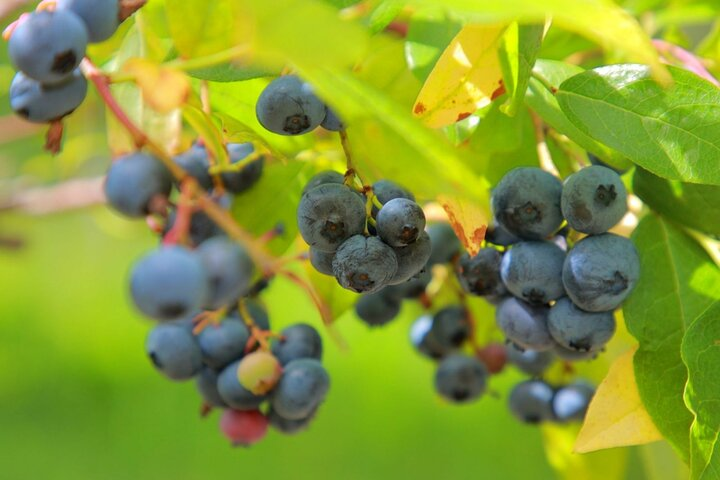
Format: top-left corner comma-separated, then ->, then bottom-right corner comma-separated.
575,347 -> 663,453
499,22 -> 545,116
123,59 -> 191,114
437,195 -> 488,256
413,24 -> 507,128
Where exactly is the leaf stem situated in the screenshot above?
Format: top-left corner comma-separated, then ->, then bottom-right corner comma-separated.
163,45 -> 250,73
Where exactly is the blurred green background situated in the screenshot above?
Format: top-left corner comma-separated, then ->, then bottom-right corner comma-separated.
0,1 -> 694,479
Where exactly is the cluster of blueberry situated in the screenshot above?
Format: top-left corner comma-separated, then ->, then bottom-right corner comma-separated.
298,171 -> 431,295
7,0 -> 128,123
459,165 -> 639,357
506,346 -> 595,424
149,314 -> 329,445
256,75 -> 343,135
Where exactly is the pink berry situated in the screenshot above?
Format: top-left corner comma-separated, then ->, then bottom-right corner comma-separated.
219,409 -> 269,446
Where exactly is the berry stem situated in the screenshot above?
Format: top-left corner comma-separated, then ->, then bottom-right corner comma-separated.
162,178 -> 194,246
530,70 -> 557,94
529,111 -> 560,177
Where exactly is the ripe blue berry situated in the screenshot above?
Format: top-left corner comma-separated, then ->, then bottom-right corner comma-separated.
173,145 -> 214,191
130,246 -> 209,322
553,343 -> 598,361
297,183 -> 367,252
508,379 -> 555,424
268,407 -> 317,435
9,10 -> 88,84
506,343 -> 555,376
492,167 -> 563,240
321,107 -> 344,131
427,223 -> 462,265
500,241 -> 566,305
553,382 -> 595,422
271,359 -> 330,420
354,291 -> 402,327
410,308 -> 471,359
164,209 -> 224,247
457,249 -> 507,299
271,324 -> 323,366
196,366 -> 228,408
146,323 -> 202,381
547,298 -> 616,352
561,166 -> 628,234
332,235 -> 398,294
485,220 -> 520,246
10,70 -> 87,123
221,143 -> 265,194
384,269 -> 432,299
376,198 -> 426,247
104,152 -> 172,218
217,360 -> 267,410
309,248 -> 335,276
562,233 -> 640,312
495,297 -> 554,351
197,316 -> 250,369
434,354 -> 488,403
371,179 -> 415,218
57,0 -> 119,43
390,231 -> 432,284
256,76 -> 325,135
197,237 -> 254,310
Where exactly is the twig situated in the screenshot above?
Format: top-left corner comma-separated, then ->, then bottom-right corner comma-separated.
0,176 -> 105,214
0,0 -> 32,22
529,110 -> 560,177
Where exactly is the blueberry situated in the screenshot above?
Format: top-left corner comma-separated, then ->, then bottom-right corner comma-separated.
173,146 -> 213,191
547,297 -> 615,352
302,170 -> 345,196
426,223 -> 462,265
332,235 -> 398,294
9,70 -> 87,123
485,220 -> 521,247
377,198 -> 426,247
164,209 -> 224,247
233,300 -> 271,331
432,306 -> 471,349
354,291 -> 402,327
588,153 -> 628,175
491,167 -> 563,240
146,323 -> 202,381
220,143 -> 265,194
506,343 -> 555,376
457,248 -> 507,298
256,75 -> 325,135
389,231 -> 432,284
197,316 -> 250,369
434,354 -> 488,403
410,314 -> 445,359
321,106 -> 344,131
297,183 -> 367,252
500,241 -> 566,305
384,269 -> 432,299
197,237 -> 254,310
271,359 -> 330,420
552,381 -> 595,422
561,166 -> 628,234
495,297 -> 554,351
8,10 -> 88,84
217,360 -> 267,410
105,152 -> 172,218
309,248 -> 335,276
562,233 -> 640,312
57,0 -> 119,43
371,179 -> 415,217
268,407 -> 317,435
271,324 -> 323,365
508,379 -> 555,424
130,246 -> 209,321
195,366 -> 228,408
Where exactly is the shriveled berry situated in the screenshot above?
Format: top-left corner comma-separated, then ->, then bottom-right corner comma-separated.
332,235 -> 398,294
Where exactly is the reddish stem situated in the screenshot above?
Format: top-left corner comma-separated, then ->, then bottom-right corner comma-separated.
162,179 -> 195,246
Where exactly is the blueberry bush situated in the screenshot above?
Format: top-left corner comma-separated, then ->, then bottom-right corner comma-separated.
1,0 -> 719,478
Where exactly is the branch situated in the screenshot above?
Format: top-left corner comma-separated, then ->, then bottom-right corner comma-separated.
0,0 -> 31,22
0,177 -> 105,214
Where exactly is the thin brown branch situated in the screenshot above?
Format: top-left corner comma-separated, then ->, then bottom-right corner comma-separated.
0,0 -> 31,22
0,177 -> 105,215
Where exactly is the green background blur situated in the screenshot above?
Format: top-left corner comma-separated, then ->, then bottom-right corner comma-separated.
0,2 -> 690,479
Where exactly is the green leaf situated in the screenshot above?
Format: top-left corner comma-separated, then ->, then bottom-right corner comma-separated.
634,167 -> 720,236
230,161 -> 309,255
682,302 -> 720,479
557,64 -> 720,185
405,8 -> 464,82
525,60 -> 631,170
624,215 -> 720,463
164,0 -> 244,58
500,23 -> 545,116
187,63 -> 275,83
394,0 -> 669,82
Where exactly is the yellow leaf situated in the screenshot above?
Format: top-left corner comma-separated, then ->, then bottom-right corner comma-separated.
574,346 -> 663,453
438,195 -> 489,256
123,59 -> 191,114
413,24 -> 507,128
